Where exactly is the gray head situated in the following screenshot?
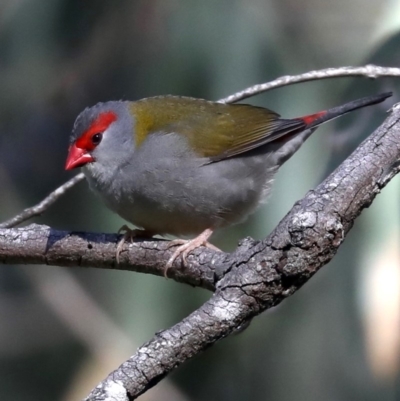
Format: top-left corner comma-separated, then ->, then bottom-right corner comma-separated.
65,101 -> 135,172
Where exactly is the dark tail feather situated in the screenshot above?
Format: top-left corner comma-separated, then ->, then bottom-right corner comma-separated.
299,92 -> 392,128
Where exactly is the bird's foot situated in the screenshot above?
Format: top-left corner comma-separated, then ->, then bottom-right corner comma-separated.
116,225 -> 154,263
164,228 -> 219,278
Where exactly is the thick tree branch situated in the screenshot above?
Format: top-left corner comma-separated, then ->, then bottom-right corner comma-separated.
1,66 -> 400,400
0,101 -> 399,400
79,104 -> 400,401
0,225 -> 219,291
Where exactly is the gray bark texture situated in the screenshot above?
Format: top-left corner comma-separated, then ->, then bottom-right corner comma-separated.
1,104 -> 400,401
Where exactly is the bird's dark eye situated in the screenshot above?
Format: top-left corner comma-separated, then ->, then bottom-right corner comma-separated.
91,133 -> 103,145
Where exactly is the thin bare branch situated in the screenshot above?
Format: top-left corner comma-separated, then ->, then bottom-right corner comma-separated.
0,173 -> 85,229
219,65 -> 400,104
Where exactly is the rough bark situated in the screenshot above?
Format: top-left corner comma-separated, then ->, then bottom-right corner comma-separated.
0,102 -> 399,400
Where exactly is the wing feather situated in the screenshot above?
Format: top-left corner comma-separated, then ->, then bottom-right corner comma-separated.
131,96 -> 306,161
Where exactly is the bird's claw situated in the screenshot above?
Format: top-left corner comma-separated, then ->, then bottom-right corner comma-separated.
164,229 -> 219,278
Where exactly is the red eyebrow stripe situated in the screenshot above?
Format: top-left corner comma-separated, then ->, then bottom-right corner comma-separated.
76,111 -> 117,150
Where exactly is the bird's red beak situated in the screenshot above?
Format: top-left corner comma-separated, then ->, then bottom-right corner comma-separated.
65,144 -> 95,170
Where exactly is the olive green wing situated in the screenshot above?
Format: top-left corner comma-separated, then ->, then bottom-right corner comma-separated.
131,96 -> 306,161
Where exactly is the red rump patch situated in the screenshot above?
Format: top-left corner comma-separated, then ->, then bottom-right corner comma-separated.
300,111 -> 327,125
76,111 -> 117,150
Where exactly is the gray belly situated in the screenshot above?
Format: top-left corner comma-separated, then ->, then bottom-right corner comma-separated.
84,133 -> 279,236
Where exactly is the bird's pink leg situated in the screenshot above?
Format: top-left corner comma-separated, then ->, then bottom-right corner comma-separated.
165,228 -> 220,277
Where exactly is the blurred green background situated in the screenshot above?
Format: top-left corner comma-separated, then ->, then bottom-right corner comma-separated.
0,1 -> 399,400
